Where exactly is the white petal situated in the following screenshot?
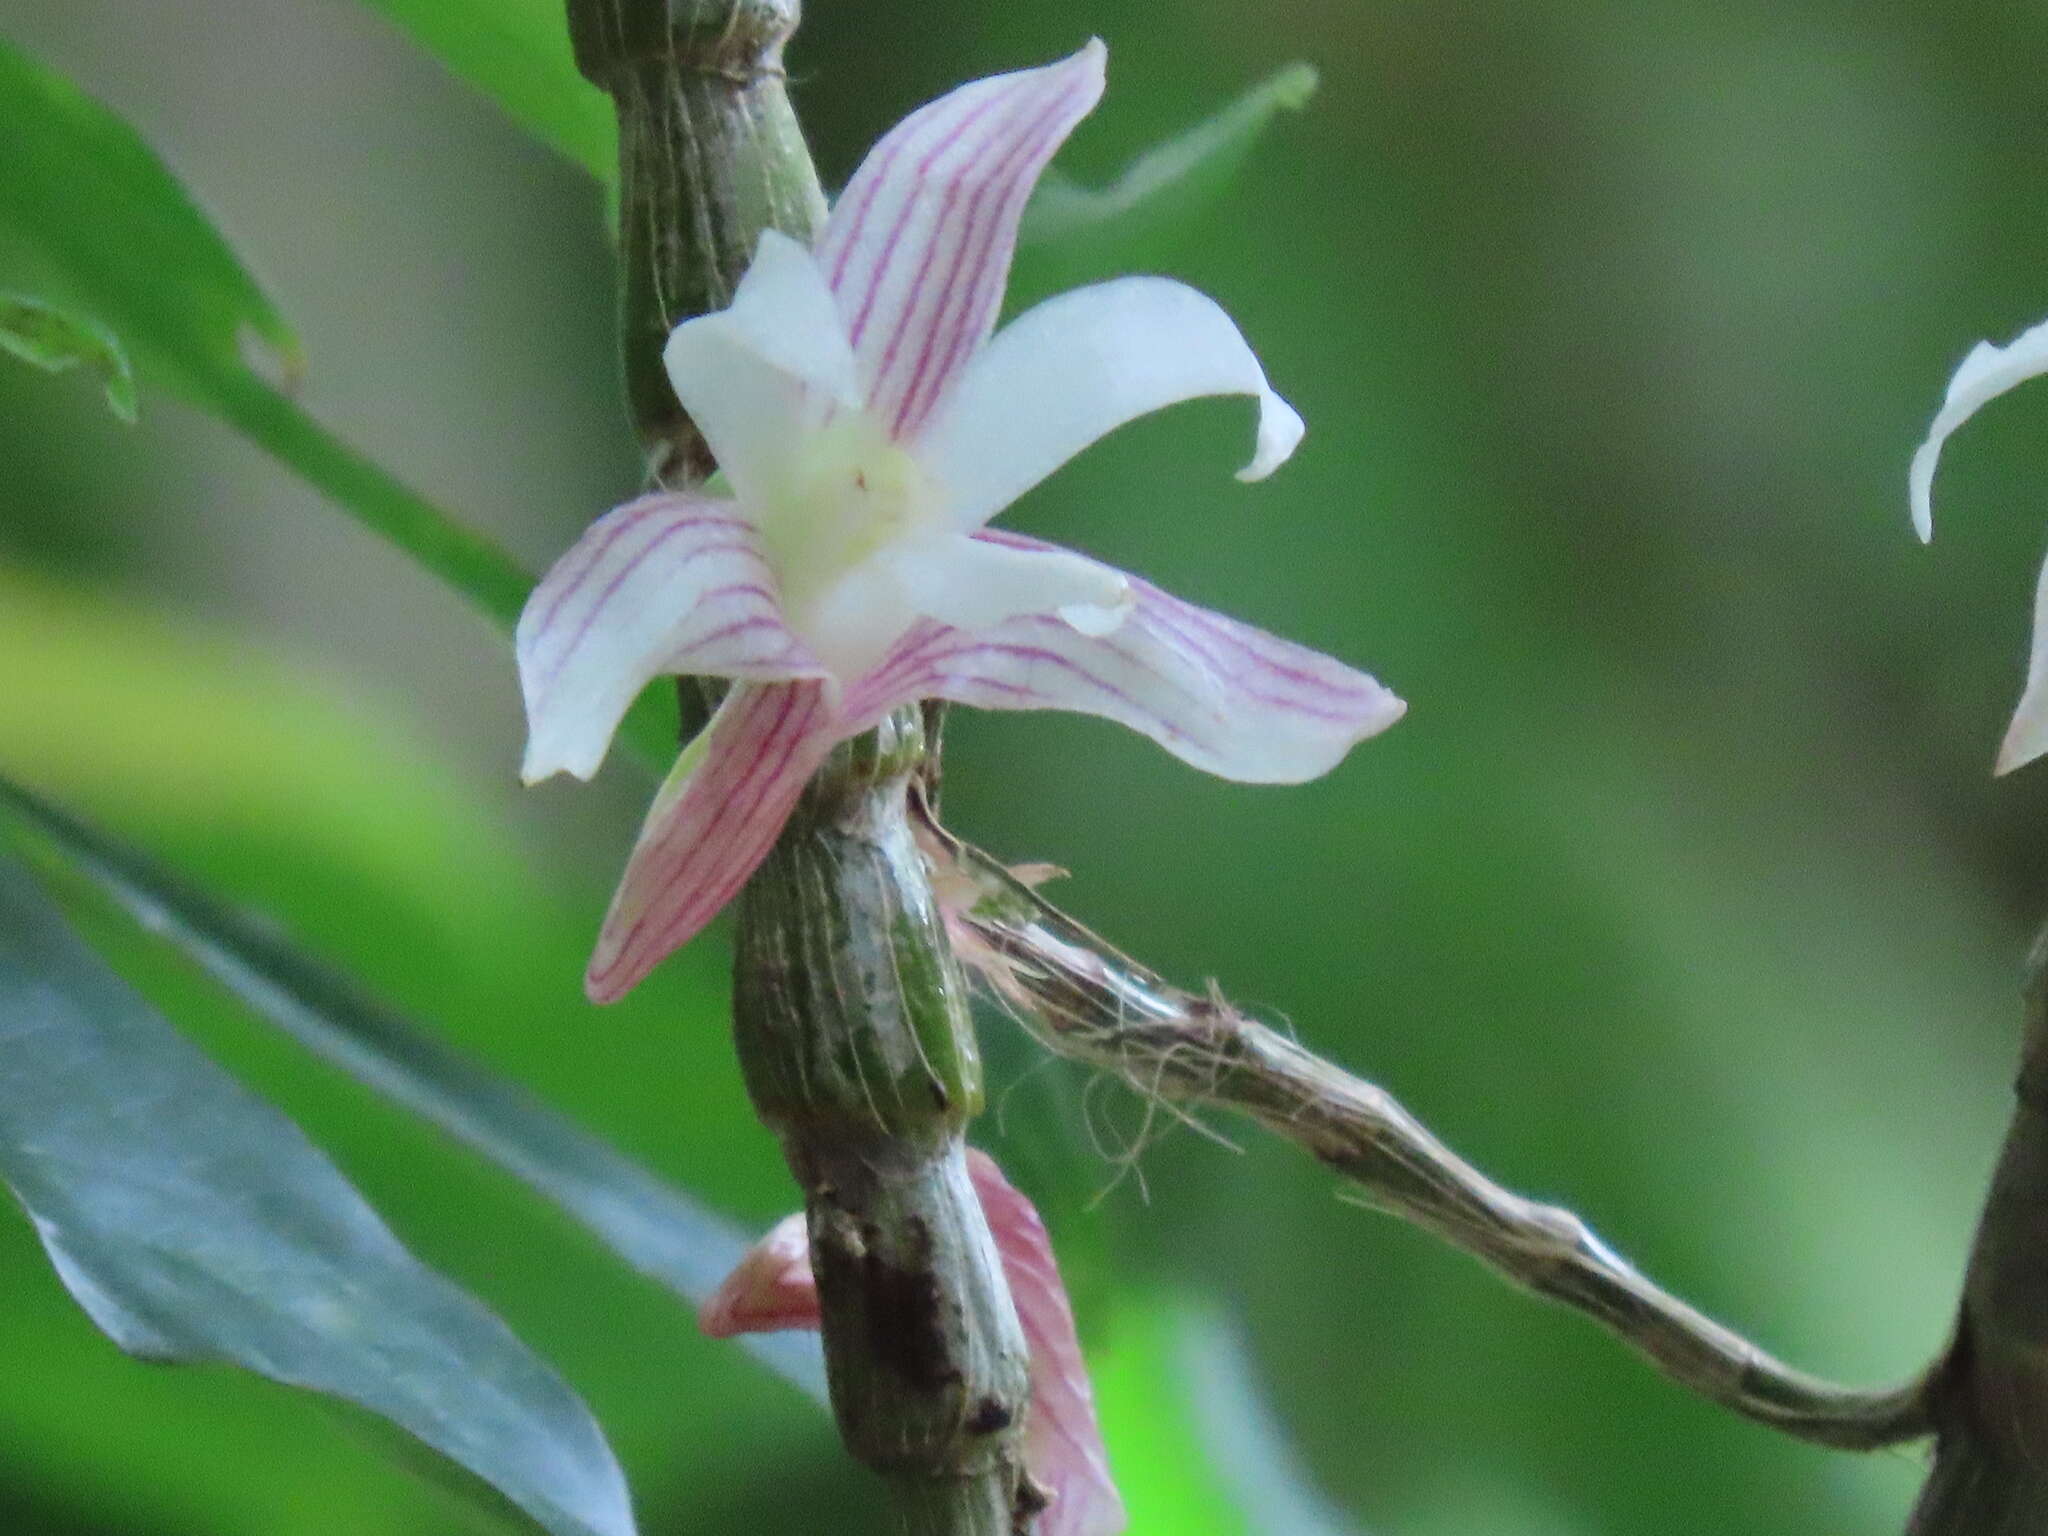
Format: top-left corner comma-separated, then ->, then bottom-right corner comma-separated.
585,680 -> 841,1002
847,533 -> 1404,784
1997,542 -> 2048,775
1911,315 -> 2048,542
663,231 -> 861,505
964,1150 -> 1126,1536
918,276 -> 1305,532
815,42 -> 1105,441
516,495 -> 824,784
890,533 -> 1132,636
786,554 -> 925,682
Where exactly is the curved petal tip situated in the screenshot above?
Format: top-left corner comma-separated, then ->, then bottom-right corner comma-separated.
1235,390 -> 1306,482
1908,439 -> 1937,544
519,741 -> 594,788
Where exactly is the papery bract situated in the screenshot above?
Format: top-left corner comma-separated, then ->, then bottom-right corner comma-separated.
517,40 -> 1405,999
701,1150 -> 1125,1536
1911,315 -> 2048,774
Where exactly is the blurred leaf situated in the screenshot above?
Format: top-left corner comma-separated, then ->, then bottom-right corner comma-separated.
0,855 -> 637,1536
0,773 -> 826,1404
1017,62 -> 1318,271
0,566 -> 810,1536
0,34 -> 296,393
0,292 -> 135,421
1172,1305 -> 1364,1536
203,383 -> 678,762
209,373 -> 538,630
352,0 -> 614,183
1090,1299 -> 1253,1536
0,38 -> 540,633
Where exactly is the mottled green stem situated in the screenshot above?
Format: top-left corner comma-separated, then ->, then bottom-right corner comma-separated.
567,0 -> 826,483
568,6 -> 1033,1531
733,726 -> 1034,1534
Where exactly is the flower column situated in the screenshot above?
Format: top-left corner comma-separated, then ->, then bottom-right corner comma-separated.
564,4 -> 1037,1532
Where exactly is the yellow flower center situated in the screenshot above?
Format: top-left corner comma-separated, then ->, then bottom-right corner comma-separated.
759,412 -> 943,672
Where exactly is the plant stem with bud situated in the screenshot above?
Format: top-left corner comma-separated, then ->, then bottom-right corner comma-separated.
567,4 -> 1035,1530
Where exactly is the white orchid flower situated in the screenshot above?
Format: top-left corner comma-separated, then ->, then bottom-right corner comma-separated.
1911,314 -> 2048,774
518,40 -> 1406,1001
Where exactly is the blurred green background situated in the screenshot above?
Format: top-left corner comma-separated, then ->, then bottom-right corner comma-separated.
5,1 -> 2048,1532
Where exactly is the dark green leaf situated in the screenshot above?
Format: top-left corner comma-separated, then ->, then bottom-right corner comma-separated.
1017,63 -> 1318,274
0,774 -> 825,1402
0,854 -> 637,1536
0,292 -> 136,420
352,0 -> 614,182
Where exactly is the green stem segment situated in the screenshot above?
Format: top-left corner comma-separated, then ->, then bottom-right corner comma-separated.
569,6 -> 1033,1530
566,0 -> 826,483
733,731 -> 1035,1532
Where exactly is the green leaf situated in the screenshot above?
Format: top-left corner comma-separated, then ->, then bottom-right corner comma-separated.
0,38 -> 546,636
1091,1301 -> 1252,1536
352,0 -> 615,183
1171,1306 -> 1362,1536
0,773 -> 825,1403
0,854 -> 637,1536
0,35 -> 296,393
207,372 -> 539,631
0,291 -> 136,420
1017,62 -> 1319,271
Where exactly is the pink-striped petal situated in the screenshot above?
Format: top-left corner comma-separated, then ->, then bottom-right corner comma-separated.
698,1214 -> 814,1337
585,680 -> 841,1002
847,532 -> 1405,784
517,494 -> 825,784
815,42 -> 1106,443
699,1151 -> 1125,1536
966,1150 -> 1125,1536
918,276 -> 1306,532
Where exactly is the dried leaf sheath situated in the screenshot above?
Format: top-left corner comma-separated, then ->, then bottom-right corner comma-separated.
928,815 -> 1936,1454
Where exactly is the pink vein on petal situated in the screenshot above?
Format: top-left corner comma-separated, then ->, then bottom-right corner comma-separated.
608,684 -> 819,954
873,73 -> 1095,439
526,498 -> 751,658
858,78 -> 1045,411
535,534 -> 781,691
585,681 -> 839,1000
835,79 -> 1026,352
889,72 -> 1102,439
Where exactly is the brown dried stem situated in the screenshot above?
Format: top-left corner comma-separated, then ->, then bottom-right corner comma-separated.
924,809 -> 1937,1454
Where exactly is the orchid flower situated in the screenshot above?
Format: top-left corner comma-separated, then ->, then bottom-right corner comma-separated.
518,40 -> 1405,1001
1912,314 -> 2048,774
702,1149 -> 1125,1536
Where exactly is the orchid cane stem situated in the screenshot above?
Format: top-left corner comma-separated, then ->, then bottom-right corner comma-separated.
1906,925 -> 2048,1533
926,810 -> 1940,1456
568,4 -> 1036,1531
